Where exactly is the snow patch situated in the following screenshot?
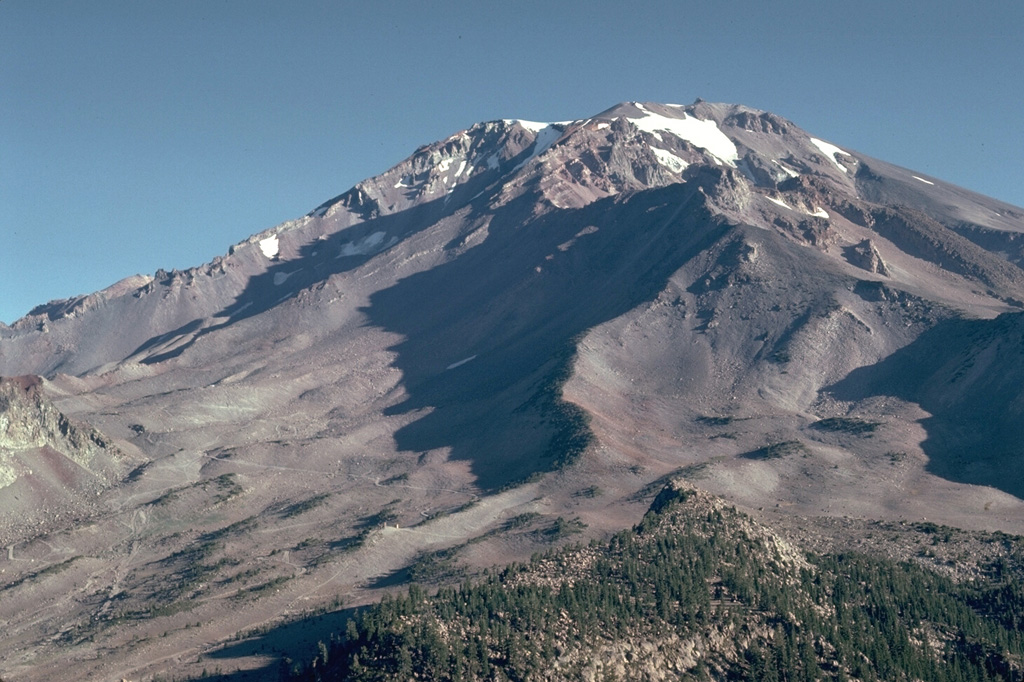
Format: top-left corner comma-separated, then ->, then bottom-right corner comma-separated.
437,157 -> 453,173
912,175 -> 935,185
652,147 -> 688,173
532,126 -> 561,156
773,160 -> 800,178
810,138 -> 851,173
486,154 -> 500,170
512,124 -> 562,171
338,231 -> 395,257
455,160 -> 469,177
508,119 -> 549,133
259,236 -> 279,259
766,195 -> 827,218
273,271 -> 294,286
446,355 -> 477,370
628,104 -> 738,166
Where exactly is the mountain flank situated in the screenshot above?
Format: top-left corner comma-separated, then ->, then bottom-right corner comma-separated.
2,101 -> 1024,680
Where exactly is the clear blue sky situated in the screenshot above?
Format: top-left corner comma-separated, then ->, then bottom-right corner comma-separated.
2,1 -> 1022,324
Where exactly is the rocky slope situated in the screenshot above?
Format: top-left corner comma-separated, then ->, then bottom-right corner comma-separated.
2,100 -> 1024,680
0,376 -> 141,538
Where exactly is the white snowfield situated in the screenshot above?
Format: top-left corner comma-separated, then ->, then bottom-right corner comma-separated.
512,123 -> 563,172
446,355 -> 477,370
773,159 -> 801,178
628,103 -> 739,167
809,137 -> 852,173
338,231 -> 396,257
258,235 -> 279,259
508,119 -> 550,133
913,175 -> 935,185
651,147 -> 688,173
765,195 -> 829,219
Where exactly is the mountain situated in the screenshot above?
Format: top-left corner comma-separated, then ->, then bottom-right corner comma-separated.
2,101 -> 1024,681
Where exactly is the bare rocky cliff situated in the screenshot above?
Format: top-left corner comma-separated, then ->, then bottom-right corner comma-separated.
0,376 -> 140,540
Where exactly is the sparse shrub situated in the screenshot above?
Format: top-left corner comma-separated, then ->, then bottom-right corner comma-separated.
279,493 -> 330,519
887,450 -> 907,464
741,440 -> 808,460
811,417 -> 881,434
679,462 -> 711,480
697,415 -> 735,426
502,512 -> 542,530
538,516 -> 587,540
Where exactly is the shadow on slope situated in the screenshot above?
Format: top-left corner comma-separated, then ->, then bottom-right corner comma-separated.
361,179 -> 730,489
126,167 -> 734,490
126,197 -> 458,365
829,311 -> 1024,499
197,605 -> 362,682
124,138 -> 545,365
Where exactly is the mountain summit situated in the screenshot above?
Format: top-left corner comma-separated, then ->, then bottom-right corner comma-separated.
2,102 -> 1024,680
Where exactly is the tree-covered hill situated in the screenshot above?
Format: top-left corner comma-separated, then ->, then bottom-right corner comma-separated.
287,484 -> 1024,681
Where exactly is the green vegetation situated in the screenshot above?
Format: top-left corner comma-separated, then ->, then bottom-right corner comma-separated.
696,415 -> 736,426
209,472 -> 244,503
154,540 -> 239,603
233,575 -> 293,601
148,472 -> 244,508
629,466 -> 689,501
408,547 -> 466,584
203,515 -> 258,541
500,512 -> 541,531
516,338 -> 595,473
2,556 -> 82,590
288,485 -> 1024,681
536,516 -> 587,540
573,485 -> 602,498
678,461 -> 712,480
358,504 -> 400,531
888,450 -> 908,464
148,486 -> 184,507
279,493 -> 331,519
741,439 -> 808,460
542,397 -> 593,470
811,416 -> 882,434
